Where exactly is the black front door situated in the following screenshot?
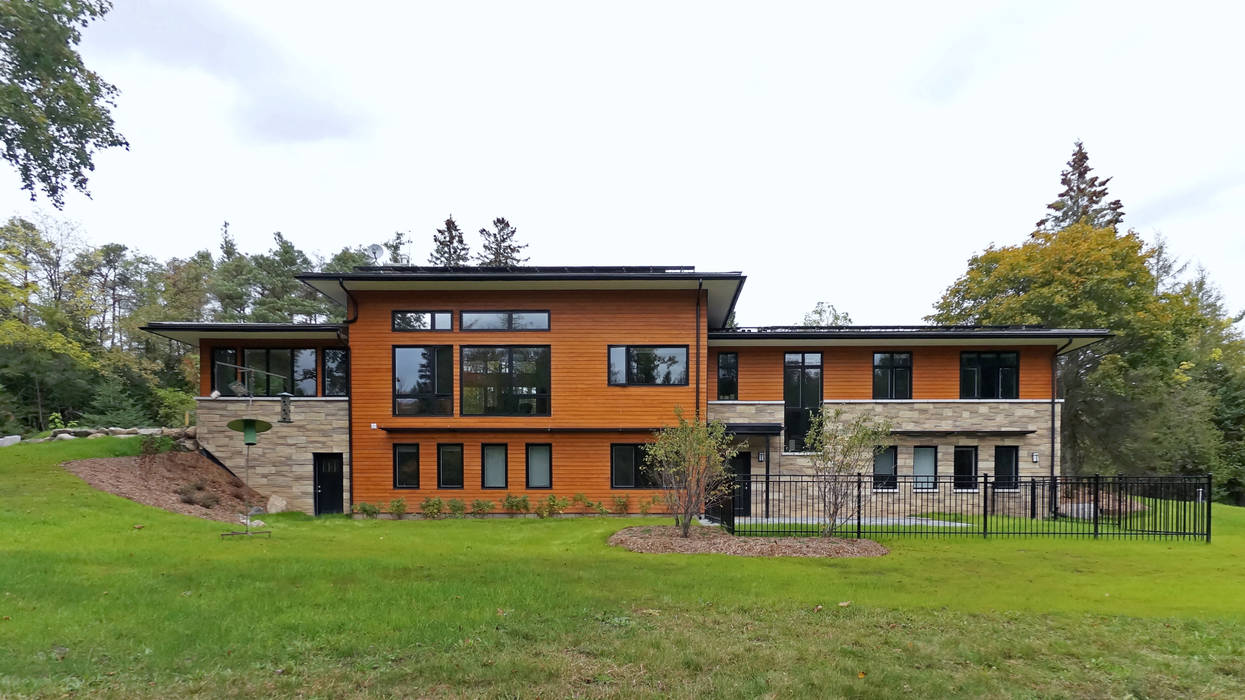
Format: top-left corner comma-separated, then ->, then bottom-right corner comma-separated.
313,453 -> 344,515
727,452 -> 752,517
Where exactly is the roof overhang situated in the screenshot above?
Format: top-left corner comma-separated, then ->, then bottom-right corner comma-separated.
891,429 -> 1037,437
709,328 -> 1110,354
298,270 -> 747,329
141,322 -> 345,345
725,422 -> 784,436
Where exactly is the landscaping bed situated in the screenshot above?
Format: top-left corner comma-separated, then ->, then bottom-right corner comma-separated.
608,525 -> 888,557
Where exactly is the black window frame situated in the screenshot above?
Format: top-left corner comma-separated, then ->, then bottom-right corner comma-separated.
873,445 -> 898,491
717,351 -> 738,400
607,345 -> 691,386
437,443 -> 464,489
525,443 -> 553,489
481,443 -> 508,489
783,352 -> 822,452
610,443 -> 658,489
393,345 -> 454,416
239,347 -> 314,397
960,351 -> 1020,399
872,351 -> 912,400
392,310 -> 453,332
912,445 -> 938,491
393,443 -> 420,489
321,347 -> 349,397
459,345 -> 552,417
210,347 -> 239,396
995,445 -> 1020,490
460,310 -> 550,332
953,445 -> 978,491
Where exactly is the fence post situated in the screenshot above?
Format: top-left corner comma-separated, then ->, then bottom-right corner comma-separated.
1050,474 -> 1059,518
1093,473 -> 1100,539
1206,473 -> 1213,543
982,474 -> 989,538
1029,478 -> 1037,520
855,473 -> 862,539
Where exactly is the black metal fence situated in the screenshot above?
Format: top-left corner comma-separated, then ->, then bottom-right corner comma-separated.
707,474 -> 1212,541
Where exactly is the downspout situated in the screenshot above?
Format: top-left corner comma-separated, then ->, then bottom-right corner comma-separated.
338,279 -> 359,325
695,279 -> 703,420
338,278 -> 358,515
1051,339 -> 1072,479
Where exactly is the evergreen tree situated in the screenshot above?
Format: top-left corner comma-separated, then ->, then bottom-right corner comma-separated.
1035,141 -> 1125,233
428,216 -> 470,266
475,217 -> 528,267
79,375 -> 149,428
249,232 -> 323,322
207,223 -> 254,322
383,230 -> 412,264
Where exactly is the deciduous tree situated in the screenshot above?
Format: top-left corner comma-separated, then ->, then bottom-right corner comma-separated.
801,301 -> 852,326
642,408 -> 740,537
803,407 -> 891,537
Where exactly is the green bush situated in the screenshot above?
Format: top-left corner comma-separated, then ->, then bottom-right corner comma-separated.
387,498 -> 407,517
447,498 -> 466,518
533,494 -> 571,519
153,387 -> 196,427
354,502 -> 380,518
470,499 -> 495,517
639,495 -> 660,515
420,497 -> 444,519
611,495 -> 631,515
501,493 -> 530,514
80,376 -> 150,428
174,481 -> 218,509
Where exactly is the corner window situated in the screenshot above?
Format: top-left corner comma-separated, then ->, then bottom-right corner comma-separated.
783,352 -> 821,452
954,446 -> 978,490
393,346 -> 453,415
211,347 -> 239,396
526,443 -> 552,489
393,311 -> 452,331
322,348 -> 349,397
872,352 -> 911,399
960,352 -> 1019,399
482,444 -> 508,489
608,346 -> 689,386
393,444 -> 420,489
461,346 -> 551,416
611,444 -> 657,489
717,352 -> 738,400
437,444 -> 464,489
461,311 -> 549,331
995,446 -> 1019,490
873,446 -> 897,491
913,446 -> 937,490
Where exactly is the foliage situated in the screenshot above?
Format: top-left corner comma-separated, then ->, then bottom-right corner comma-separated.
638,495 -> 659,516
469,499 -> 495,517
354,501 -> 380,518
475,217 -> 528,267
79,376 -> 148,428
533,494 -> 571,519
642,407 -> 740,537
502,493 -> 530,514
420,497 -> 444,519
0,0 -> 129,207
152,387 -> 195,427
803,407 -> 892,537
428,216 -> 470,266
1035,140 -> 1124,233
174,481 -> 218,509
610,495 -> 630,515
446,498 -> 466,518
801,301 -> 852,326
387,498 -> 407,517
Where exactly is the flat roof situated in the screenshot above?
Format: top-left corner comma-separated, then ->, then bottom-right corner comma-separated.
141,322 -> 345,345
709,326 -> 1111,353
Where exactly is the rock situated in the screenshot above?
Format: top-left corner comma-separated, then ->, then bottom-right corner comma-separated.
51,429 -> 75,437
86,433 -> 105,439
161,427 -> 184,437
53,433 -> 76,441
106,427 -> 128,436
136,428 -> 162,436
184,426 -> 197,438
26,438 -> 47,444
70,429 -> 93,438
119,428 -> 138,435
266,495 -> 287,513
248,505 -> 266,515
0,435 -> 20,448
250,519 -> 266,529
175,438 -> 198,452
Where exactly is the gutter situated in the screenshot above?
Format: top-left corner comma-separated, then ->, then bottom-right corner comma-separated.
1052,339 -> 1073,480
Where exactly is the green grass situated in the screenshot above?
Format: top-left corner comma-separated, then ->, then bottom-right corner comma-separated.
2,438 -> 1244,698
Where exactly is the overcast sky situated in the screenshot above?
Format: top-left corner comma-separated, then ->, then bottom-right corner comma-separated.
2,1 -> 1242,326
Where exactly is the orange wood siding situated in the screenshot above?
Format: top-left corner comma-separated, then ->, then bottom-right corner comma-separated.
198,339 -> 345,396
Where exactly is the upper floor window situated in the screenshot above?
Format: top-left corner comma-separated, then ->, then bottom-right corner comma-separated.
960,351 -> 1019,399
322,348 -> 349,397
393,311 -> 451,331
872,352 -> 911,399
211,347 -> 239,396
393,346 -> 453,415
783,352 -> 821,452
461,311 -> 549,331
717,352 -> 738,400
608,346 -> 689,386
242,348 -> 316,397
461,346 -> 551,415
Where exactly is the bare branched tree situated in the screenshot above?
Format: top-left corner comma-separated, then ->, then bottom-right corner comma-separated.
804,407 -> 892,537
642,407 -> 740,537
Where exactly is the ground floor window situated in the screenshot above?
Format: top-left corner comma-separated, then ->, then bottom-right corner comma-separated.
954,446 -> 978,490
393,444 -> 420,489
526,443 -> 552,489
913,446 -> 937,490
995,446 -> 1019,489
482,444 -> 508,489
611,444 -> 656,488
873,446 -> 897,490
438,444 -> 464,489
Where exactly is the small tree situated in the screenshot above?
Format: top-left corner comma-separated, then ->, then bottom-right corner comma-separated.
804,407 -> 891,537
428,216 -> 470,266
475,217 -> 528,267
801,301 -> 852,326
642,407 -> 740,537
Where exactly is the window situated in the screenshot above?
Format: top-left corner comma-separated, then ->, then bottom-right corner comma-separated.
526,443 -> 552,489
322,348 -> 349,397
954,446 -> 978,490
393,444 -> 420,489
913,446 -> 937,490
872,352 -> 912,399
239,348 -> 315,396
717,352 -> 738,400
482,444 -> 508,489
783,352 -> 822,452
393,346 -> 453,415
292,349 -> 316,396
461,346 -> 551,415
211,347 -> 238,396
608,346 -> 689,386
611,444 -> 657,489
437,444 -> 464,488
960,352 -> 1019,399
393,311 -> 452,332
873,446 -> 897,490
995,446 -> 1019,490
461,311 -> 549,331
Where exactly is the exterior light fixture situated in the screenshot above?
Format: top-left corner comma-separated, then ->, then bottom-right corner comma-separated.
279,392 -> 293,423
1031,451 -> 1040,463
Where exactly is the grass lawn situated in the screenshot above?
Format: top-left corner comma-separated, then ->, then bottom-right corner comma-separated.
2,438 -> 1243,698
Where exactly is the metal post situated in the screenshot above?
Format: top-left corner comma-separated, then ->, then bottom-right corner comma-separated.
1206,474 -> 1213,543
1093,473 -> 1100,539
982,474 -> 989,538
855,473 -> 862,539
1050,474 -> 1059,518
1029,478 -> 1037,520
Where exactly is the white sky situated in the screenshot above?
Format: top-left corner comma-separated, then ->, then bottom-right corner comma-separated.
2,1 -> 1242,326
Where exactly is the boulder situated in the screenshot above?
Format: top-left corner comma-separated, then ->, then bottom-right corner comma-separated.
176,438 -> 198,452
0,435 -> 20,448
161,427 -> 184,437
184,426 -> 197,438
51,429 -> 75,437
266,495 -> 288,514
70,429 -> 94,438
119,428 -> 138,435
53,433 -> 76,441
106,427 -> 128,436
86,433 -> 106,439
136,428 -> 162,436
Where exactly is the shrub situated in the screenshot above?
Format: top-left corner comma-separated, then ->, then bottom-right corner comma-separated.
420,497 -> 444,519
174,481 -> 218,509
501,493 -> 530,514
533,494 -> 571,519
611,495 -> 630,515
470,499 -> 495,517
639,495 -> 660,515
447,498 -> 466,518
355,502 -> 380,518
153,387 -> 196,427
197,493 -> 220,509
387,498 -> 407,517
591,500 -> 609,515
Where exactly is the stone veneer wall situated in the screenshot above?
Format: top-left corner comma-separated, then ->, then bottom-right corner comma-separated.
196,397 -> 350,514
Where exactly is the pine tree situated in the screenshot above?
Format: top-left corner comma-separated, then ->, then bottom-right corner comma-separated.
475,217 -> 528,267
1035,141 -> 1125,233
428,216 -> 470,266
383,230 -> 412,264
207,223 -> 255,322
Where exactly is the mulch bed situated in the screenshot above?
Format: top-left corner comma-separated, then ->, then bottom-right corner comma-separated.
64,453 -> 265,524
608,525 -> 888,558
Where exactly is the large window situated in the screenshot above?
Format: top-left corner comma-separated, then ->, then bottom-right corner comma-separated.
322,348 -> 349,397
393,444 -> 420,489
461,310 -> 549,331
608,346 -> 689,386
526,443 -> 552,489
393,346 -> 453,415
954,446 -> 978,490
995,446 -> 1019,490
393,310 -> 451,331
873,352 -> 912,399
482,444 -> 508,489
211,347 -> 239,396
461,346 -> 551,415
873,446 -> 898,491
611,444 -> 657,489
960,352 -> 1019,399
783,352 -> 822,452
240,348 -> 316,397
717,352 -> 738,400
913,446 -> 937,490
438,444 -> 464,488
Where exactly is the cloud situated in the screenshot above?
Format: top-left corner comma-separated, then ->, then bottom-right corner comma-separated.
1130,174 -> 1245,226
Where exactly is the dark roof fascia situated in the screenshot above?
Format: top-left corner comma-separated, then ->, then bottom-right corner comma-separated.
141,322 -> 345,333
296,270 -> 745,283
710,327 -> 1111,342
715,274 -> 748,331
724,422 -> 784,436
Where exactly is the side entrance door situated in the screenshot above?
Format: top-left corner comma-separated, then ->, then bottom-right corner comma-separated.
727,452 -> 752,517
313,453 -> 344,516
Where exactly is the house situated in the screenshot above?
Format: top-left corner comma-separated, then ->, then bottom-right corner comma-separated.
142,266 -> 1109,515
